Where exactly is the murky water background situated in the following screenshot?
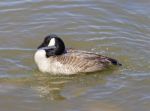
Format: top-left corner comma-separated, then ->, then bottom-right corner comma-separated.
0,0 -> 150,111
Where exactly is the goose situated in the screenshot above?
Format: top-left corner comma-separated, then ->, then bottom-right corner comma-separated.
34,34 -> 122,75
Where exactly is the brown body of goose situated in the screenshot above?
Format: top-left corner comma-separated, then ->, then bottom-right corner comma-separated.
34,34 -> 121,75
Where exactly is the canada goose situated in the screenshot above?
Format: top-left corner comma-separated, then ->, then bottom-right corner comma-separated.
34,34 -> 122,75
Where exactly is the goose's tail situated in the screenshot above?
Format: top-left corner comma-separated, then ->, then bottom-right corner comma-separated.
108,58 -> 122,66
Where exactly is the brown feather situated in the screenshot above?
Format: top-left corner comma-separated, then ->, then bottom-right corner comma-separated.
53,49 -> 118,73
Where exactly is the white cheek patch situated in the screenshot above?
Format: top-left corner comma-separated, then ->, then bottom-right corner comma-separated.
48,38 -> 55,46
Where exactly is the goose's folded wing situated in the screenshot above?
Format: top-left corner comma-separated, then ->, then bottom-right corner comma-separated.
55,50 -> 120,72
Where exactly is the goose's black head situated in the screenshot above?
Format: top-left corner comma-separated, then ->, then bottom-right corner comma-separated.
38,34 -> 66,57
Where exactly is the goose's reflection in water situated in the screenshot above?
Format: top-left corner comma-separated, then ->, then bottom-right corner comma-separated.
32,69 -> 116,101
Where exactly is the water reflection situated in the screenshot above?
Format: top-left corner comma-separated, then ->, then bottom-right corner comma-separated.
32,69 -> 116,100
32,71 -> 71,100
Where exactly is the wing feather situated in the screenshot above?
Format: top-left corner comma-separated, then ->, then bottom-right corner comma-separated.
52,49 -> 121,74
54,49 -> 115,73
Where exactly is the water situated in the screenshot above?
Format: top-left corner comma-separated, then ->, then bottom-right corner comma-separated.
0,0 -> 150,111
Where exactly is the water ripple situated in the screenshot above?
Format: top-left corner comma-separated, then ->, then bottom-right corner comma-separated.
0,0 -> 150,110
